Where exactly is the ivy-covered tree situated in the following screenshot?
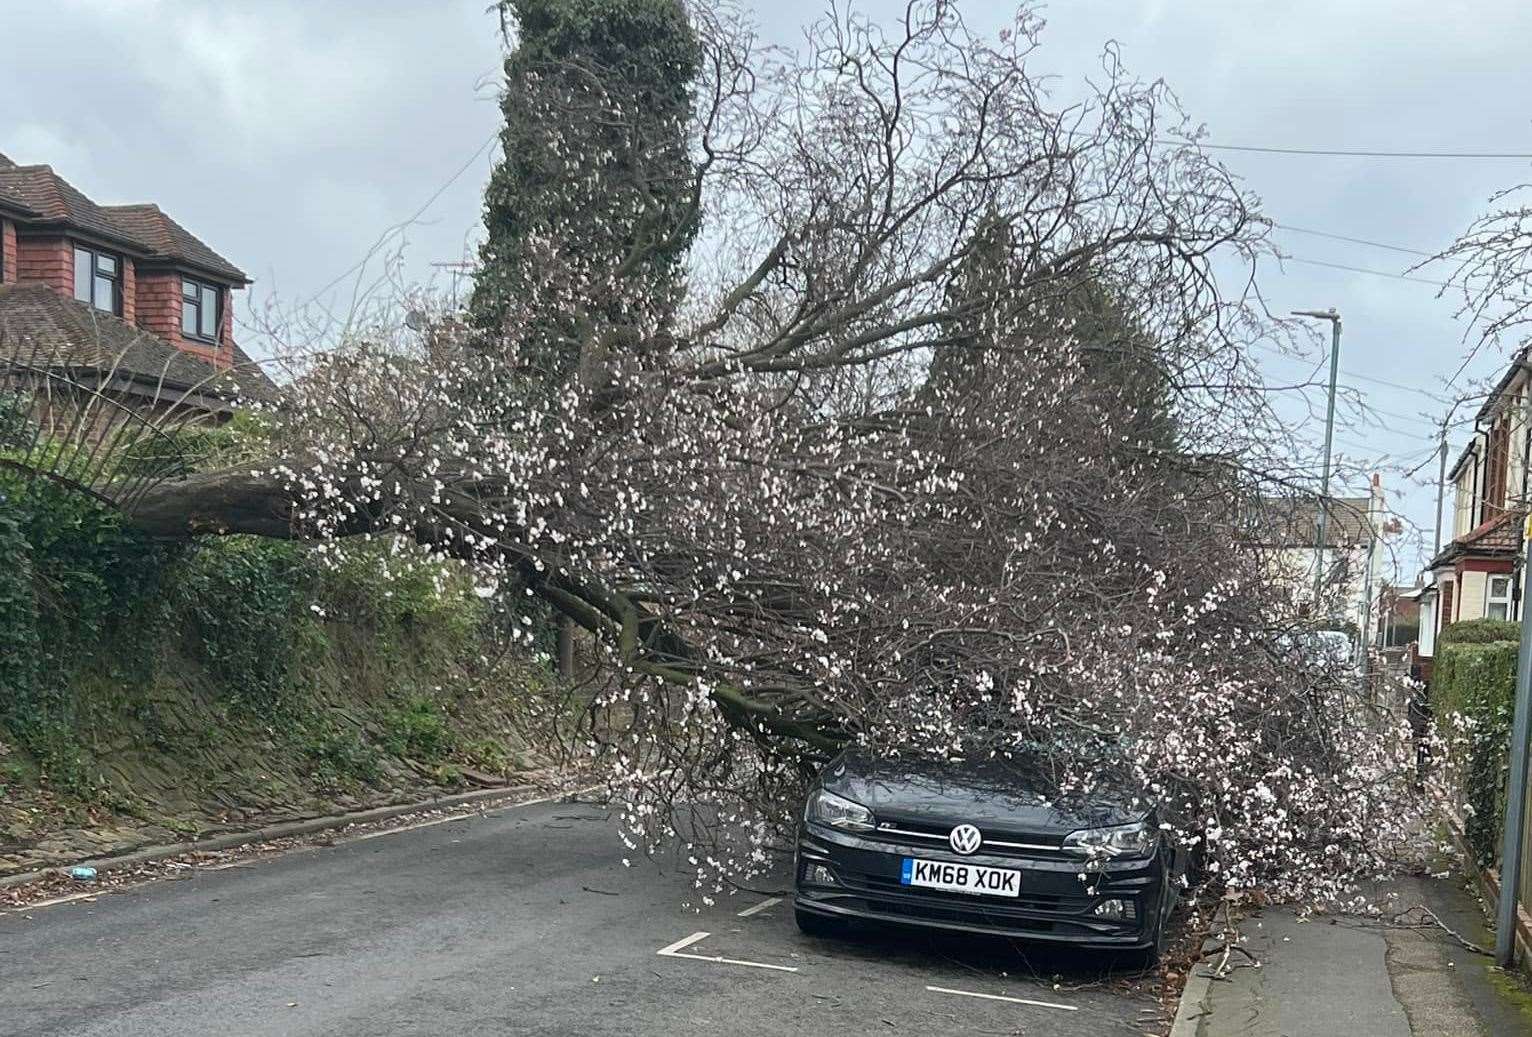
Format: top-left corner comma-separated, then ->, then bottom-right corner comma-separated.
471,0 -> 702,384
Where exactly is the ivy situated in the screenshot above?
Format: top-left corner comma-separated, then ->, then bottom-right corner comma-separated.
0,498 -> 40,731
0,470 -> 175,790
472,0 -> 702,372
168,537 -> 322,711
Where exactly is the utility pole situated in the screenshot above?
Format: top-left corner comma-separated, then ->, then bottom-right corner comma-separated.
1294,309 -> 1343,617
1361,537 -> 1376,678
1433,430 -> 1449,557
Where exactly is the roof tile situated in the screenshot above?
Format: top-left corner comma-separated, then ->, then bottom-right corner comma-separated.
0,163 -> 246,282
0,164 -> 134,245
102,203 -> 246,282
0,283 -> 274,404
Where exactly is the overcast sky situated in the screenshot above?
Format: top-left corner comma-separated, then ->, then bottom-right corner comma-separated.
5,0 -> 1531,576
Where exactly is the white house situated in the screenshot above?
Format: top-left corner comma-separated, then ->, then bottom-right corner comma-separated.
1256,475 -> 1388,643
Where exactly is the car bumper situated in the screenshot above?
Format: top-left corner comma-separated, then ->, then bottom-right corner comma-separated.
794,823 -> 1167,949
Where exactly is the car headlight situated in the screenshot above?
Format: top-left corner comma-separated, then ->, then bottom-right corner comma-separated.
1062,820 -> 1157,859
805,789 -> 875,831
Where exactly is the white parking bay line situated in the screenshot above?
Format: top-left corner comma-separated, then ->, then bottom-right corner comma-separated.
926,985 -> 1077,1012
736,896 -> 782,918
657,932 -> 712,956
656,931 -> 799,973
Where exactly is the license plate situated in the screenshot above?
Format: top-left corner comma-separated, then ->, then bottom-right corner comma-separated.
900,857 -> 1020,897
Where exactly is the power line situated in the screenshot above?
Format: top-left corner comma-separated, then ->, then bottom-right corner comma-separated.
1165,140 -> 1532,159
1335,422 -> 1443,445
296,131 -> 500,311
1278,254 -> 1450,288
1273,223 -> 1436,259
1254,342 -> 1458,403
1350,402 -> 1448,430
1339,372 -> 1451,401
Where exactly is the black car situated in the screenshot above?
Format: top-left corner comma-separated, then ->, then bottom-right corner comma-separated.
793,751 -> 1181,963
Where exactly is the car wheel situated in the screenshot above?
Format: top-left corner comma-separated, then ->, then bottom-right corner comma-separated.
1129,878 -> 1171,969
795,907 -> 845,939
1133,922 -> 1166,969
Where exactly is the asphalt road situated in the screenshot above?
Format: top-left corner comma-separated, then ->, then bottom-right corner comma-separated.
0,796 -> 1163,1035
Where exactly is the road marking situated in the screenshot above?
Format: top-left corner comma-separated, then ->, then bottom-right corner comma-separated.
4,787 -> 605,917
349,788 -> 599,843
350,814 -> 469,842
13,890 -> 101,911
737,896 -> 782,918
657,931 -> 712,956
925,985 -> 1078,1012
656,930 -> 799,973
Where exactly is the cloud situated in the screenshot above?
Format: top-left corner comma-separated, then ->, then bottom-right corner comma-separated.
3,0 -> 1528,571
2,123 -> 93,175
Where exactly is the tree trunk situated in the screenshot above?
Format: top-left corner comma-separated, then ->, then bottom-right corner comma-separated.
126,470 -> 300,539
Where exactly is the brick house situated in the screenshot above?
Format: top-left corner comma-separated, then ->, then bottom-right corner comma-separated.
1419,346 -> 1532,676
0,150 -> 271,417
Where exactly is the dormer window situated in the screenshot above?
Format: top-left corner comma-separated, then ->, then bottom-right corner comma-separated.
181,277 -> 221,343
74,246 -> 122,315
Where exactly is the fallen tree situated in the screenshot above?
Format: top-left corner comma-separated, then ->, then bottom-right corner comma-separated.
24,1 -> 1430,904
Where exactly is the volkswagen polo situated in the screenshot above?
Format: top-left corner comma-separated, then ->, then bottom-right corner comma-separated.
792,751 -> 1181,964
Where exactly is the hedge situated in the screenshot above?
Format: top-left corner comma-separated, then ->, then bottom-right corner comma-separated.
1439,618 -> 1522,645
1432,637 -> 1519,865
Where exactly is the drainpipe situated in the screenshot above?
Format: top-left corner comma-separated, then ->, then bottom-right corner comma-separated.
1470,421 -> 1483,529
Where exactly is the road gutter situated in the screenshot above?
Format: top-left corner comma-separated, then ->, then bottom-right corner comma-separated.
1168,937 -> 1219,1037
0,778 -> 586,892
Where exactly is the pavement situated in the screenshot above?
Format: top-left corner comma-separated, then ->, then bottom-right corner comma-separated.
1185,874 -> 1532,1036
0,795 -> 1171,1036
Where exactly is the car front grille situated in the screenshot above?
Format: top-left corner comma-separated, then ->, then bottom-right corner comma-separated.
863,820 -> 1071,860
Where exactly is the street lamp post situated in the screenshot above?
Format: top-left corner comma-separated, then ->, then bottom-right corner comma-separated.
1294,308 -> 1343,618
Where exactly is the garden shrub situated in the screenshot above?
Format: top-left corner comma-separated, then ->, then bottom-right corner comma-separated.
1439,618 -> 1521,646
1432,637 -> 1519,865
382,696 -> 455,761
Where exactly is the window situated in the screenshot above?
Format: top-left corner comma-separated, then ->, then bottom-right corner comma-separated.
181,277 -> 221,343
73,246 -> 121,315
1487,575 -> 1513,621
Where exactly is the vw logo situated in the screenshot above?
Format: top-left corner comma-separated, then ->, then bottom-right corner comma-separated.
949,823 -> 983,855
